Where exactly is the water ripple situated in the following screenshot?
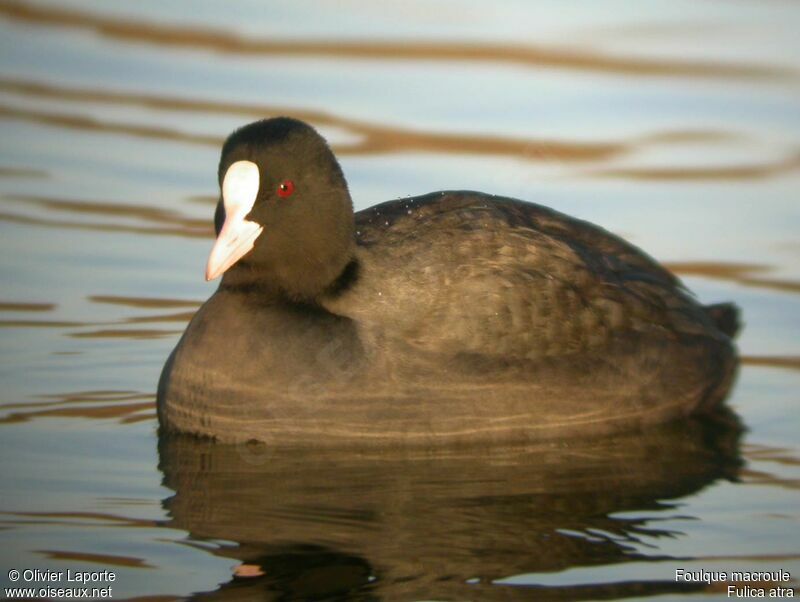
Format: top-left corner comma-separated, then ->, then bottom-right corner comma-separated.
0,390 -> 155,425
0,1 -> 792,80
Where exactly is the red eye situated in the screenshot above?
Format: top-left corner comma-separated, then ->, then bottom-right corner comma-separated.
277,180 -> 295,198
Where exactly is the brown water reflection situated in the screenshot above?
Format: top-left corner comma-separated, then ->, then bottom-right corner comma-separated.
742,356 -> 800,372
0,78 -> 774,167
88,296 -> 201,309
0,301 -> 55,311
0,103 -> 220,148
740,444 -> 800,492
4,88 -> 798,185
0,207 -> 211,239
124,312 -> 196,325
67,328 -> 181,340
37,550 -> 155,569
740,468 -> 800,492
589,154 -> 800,181
159,409 -> 742,600
0,1 -> 791,80
1,187 -> 211,239
6,194 -> 204,225
666,262 -> 800,295
0,89 -> 618,162
0,294 -> 196,339
1,511 -> 158,529
5,76 -> 799,186
0,166 -> 48,178
0,319 -> 84,327
0,390 -> 155,424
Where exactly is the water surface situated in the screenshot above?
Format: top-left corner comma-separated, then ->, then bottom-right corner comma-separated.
0,1 -> 799,599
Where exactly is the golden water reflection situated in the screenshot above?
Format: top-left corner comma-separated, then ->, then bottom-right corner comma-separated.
666,262 -> 800,295
37,550 -> 155,569
0,1 -> 792,80
0,166 -> 49,178
88,296 -> 201,309
0,510 -> 159,529
0,390 -> 155,424
2,189 -> 211,240
742,356 -> 800,372
0,301 -> 56,311
0,207 -> 211,239
589,154 -> 800,181
4,78 -> 797,177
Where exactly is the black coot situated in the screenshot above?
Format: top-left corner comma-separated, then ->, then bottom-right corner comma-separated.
157,117 -> 739,446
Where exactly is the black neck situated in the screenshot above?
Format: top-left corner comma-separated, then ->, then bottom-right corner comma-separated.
219,256 -> 359,303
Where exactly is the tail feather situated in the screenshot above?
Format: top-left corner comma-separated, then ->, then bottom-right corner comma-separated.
704,302 -> 741,339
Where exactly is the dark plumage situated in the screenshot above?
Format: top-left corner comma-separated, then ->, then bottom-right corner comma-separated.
157,117 -> 739,446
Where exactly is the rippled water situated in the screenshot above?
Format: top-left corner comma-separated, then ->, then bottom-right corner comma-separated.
0,1 -> 799,599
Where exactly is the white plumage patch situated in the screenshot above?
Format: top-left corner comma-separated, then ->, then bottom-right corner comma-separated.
222,160 -> 260,217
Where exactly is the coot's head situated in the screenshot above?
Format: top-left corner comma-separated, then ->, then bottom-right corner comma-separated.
207,117 -> 355,299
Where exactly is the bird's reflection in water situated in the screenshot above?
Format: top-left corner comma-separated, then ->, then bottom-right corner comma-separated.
158,408 -> 742,601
